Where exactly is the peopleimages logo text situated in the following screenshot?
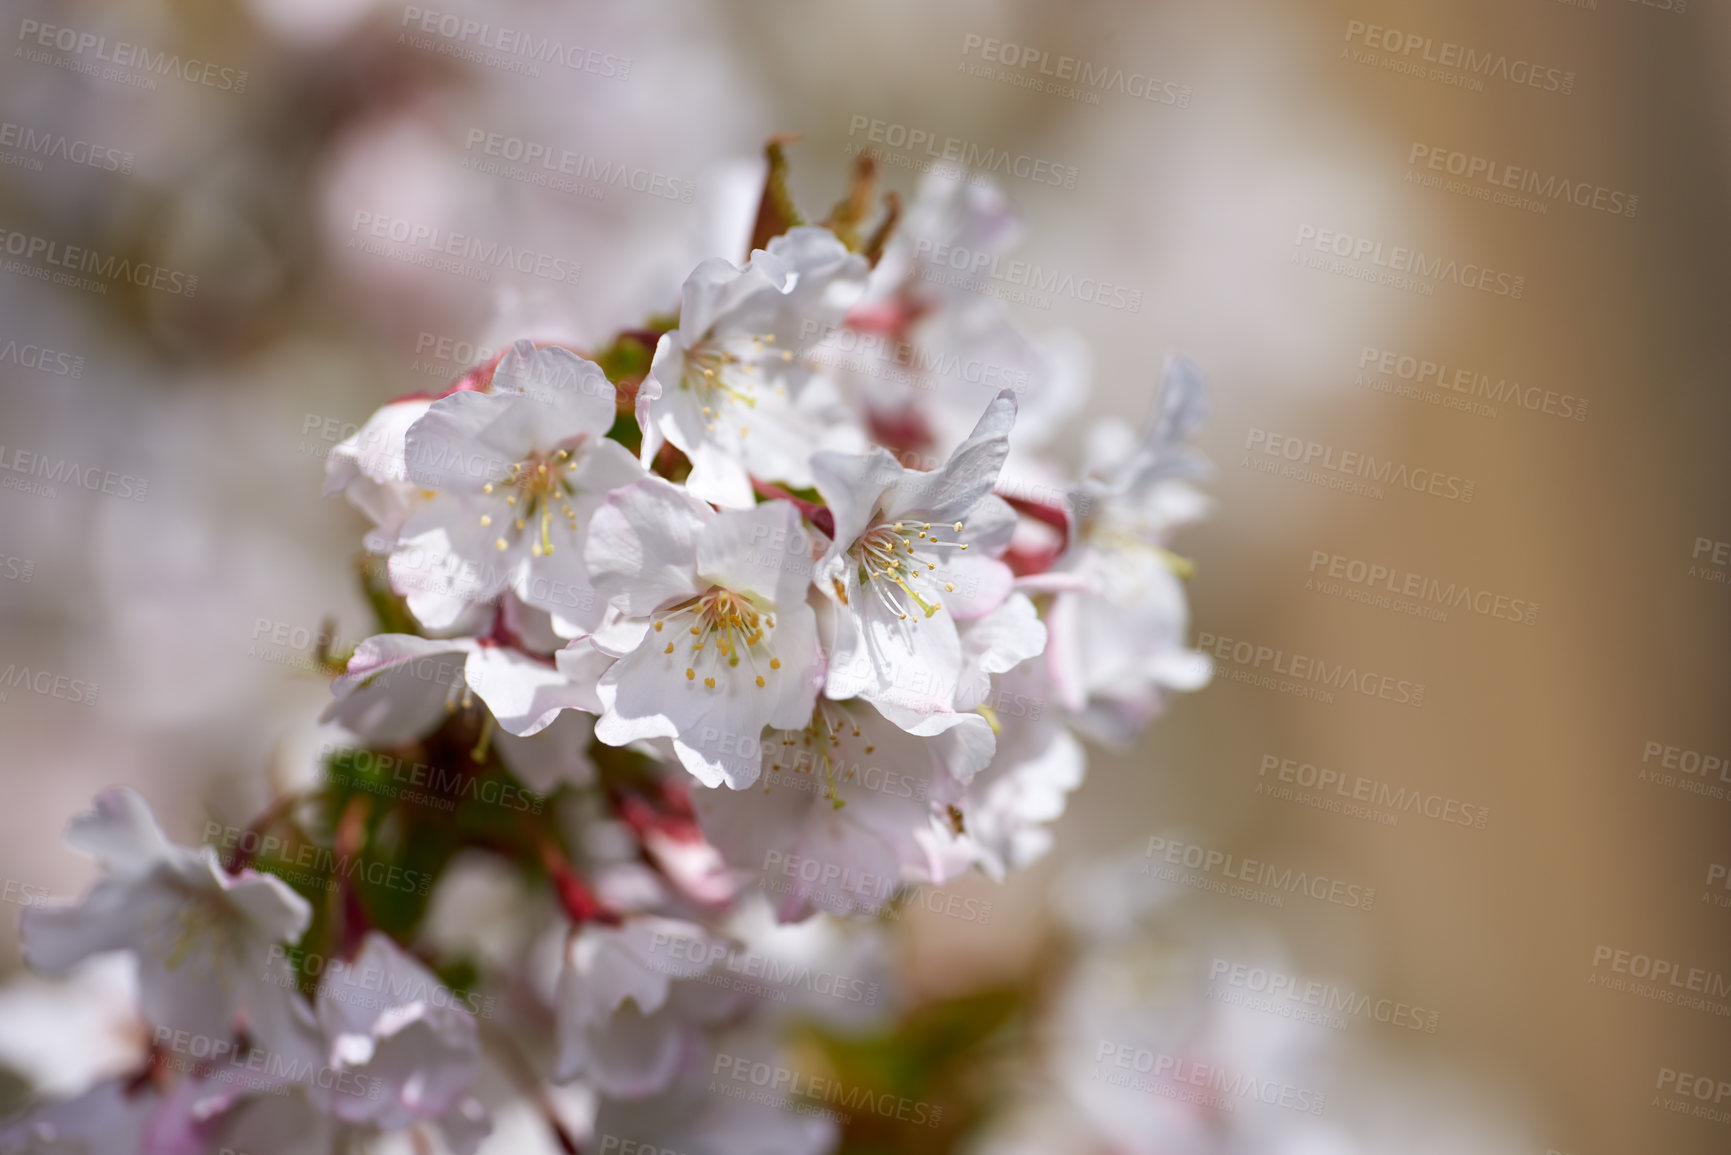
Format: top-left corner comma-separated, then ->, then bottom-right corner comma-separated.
1408,143 -> 1637,218
1342,20 -> 1574,94
17,19 -> 250,92
0,120 -> 133,173
1197,629 -> 1426,707
960,34 -> 1192,107
1307,549 -> 1537,626
399,8 -> 631,79
1245,428 -> 1476,503
0,227 -> 199,297
1357,345 -> 1587,422
1294,226 -> 1524,298
0,445 -> 149,501
910,239 -> 1142,312
1258,753 -> 1490,829
1144,835 -> 1376,909
1207,959 -> 1440,1032
348,212 -> 581,284
846,116 -> 1078,189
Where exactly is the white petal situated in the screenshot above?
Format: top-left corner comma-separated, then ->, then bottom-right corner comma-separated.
954,591 -> 1047,710
218,862 -> 314,946
887,390 -> 1017,524
677,435 -> 757,510
21,882 -> 143,974
63,787 -> 173,876
933,552 -> 1015,622
496,710 -> 596,793
465,646 -> 596,737
584,478 -> 709,617
324,397 -> 432,492
489,341 -> 617,444
403,389 -> 529,493
323,635 -> 475,746
810,448 -> 902,555
695,501 -> 815,609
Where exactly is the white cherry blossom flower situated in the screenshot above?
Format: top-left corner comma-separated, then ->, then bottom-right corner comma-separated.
637,227 -> 869,508
392,340 -> 643,632
836,169 -> 1087,460
313,932 -> 489,1153
0,1070 -> 333,1155
554,915 -> 742,1099
585,479 -> 823,788
895,596 -> 1072,881
0,1077 -> 155,1155
322,633 -> 608,743
692,697 -> 992,922
1045,354 -> 1212,743
812,391 -> 1024,727
322,396 -> 434,553
934,656 -> 1082,882
590,1023 -> 837,1155
21,789 -> 315,1057
1049,902 -> 1337,1155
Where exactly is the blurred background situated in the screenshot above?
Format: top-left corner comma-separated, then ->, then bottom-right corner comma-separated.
1,0 -> 1729,1151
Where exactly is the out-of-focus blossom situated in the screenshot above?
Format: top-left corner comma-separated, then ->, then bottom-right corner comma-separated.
589,1023 -> 837,1155
21,789 -> 314,1056
692,698 -> 992,921
313,932 -> 489,1151
1043,355 -> 1213,744
554,916 -> 741,1099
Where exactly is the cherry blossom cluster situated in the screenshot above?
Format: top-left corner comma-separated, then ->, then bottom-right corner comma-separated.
4,161 -> 1210,1155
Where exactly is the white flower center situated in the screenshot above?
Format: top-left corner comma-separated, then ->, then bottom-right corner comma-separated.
478,447 -> 581,558
844,516 -> 969,621
766,702 -> 872,810
1088,511 -> 1192,579
681,332 -> 793,437
149,887 -> 241,980
652,586 -> 781,691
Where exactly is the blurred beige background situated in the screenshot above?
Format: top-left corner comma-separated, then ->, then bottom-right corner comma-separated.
1,0 -> 1728,1150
